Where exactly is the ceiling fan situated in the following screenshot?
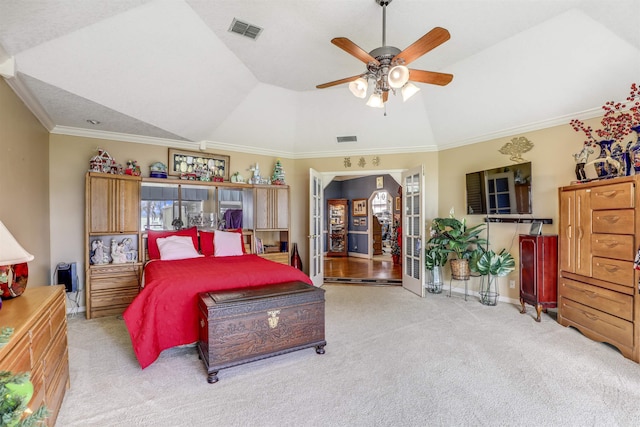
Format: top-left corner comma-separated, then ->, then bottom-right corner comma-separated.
316,0 -> 453,108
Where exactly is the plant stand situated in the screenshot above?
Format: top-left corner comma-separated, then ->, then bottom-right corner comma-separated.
425,266 -> 443,294
479,275 -> 499,306
448,277 -> 469,300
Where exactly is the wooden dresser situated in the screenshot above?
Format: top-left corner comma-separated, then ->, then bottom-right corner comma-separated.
0,286 -> 70,425
558,176 -> 640,363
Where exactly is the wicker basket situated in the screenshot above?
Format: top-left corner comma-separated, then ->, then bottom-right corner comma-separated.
450,259 -> 470,280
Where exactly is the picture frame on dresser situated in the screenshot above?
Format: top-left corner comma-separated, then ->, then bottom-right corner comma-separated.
168,148 -> 230,181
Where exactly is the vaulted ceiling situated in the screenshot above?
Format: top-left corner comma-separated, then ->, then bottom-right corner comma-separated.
1,0 -> 638,158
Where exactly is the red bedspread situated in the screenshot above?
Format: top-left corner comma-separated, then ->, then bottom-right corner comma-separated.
123,255 -> 312,368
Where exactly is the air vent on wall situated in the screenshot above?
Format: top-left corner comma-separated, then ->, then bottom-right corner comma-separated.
337,136 -> 357,143
228,18 -> 263,40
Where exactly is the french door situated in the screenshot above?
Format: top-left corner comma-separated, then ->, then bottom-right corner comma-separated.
308,168 -> 324,287
402,165 -> 425,297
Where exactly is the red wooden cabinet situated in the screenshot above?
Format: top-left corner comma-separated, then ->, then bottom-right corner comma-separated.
519,234 -> 558,322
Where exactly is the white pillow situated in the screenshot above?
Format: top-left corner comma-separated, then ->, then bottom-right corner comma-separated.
156,235 -> 203,261
214,230 -> 244,257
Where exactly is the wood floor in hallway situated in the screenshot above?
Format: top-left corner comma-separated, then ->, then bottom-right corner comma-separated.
324,256 -> 402,284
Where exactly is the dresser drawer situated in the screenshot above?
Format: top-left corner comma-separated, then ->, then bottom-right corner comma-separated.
0,333 -> 31,372
591,234 -> 634,260
560,298 -> 633,348
90,272 -> 140,291
592,257 -> 634,287
559,277 -> 633,321
30,313 -> 52,366
91,288 -> 139,308
590,182 -> 634,210
90,263 -> 140,278
592,209 -> 634,234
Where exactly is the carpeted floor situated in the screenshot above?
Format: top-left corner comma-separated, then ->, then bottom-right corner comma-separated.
57,284 -> 640,426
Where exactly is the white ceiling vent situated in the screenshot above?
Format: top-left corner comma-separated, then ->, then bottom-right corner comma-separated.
337,136 -> 357,143
228,18 -> 263,40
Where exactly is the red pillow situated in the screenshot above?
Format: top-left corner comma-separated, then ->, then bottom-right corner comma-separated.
199,229 -> 247,256
147,227 -> 198,260
199,231 -> 215,256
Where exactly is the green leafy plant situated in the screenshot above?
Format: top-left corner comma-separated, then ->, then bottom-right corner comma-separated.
0,371 -> 48,427
470,248 -> 516,277
425,245 -> 448,270
427,216 -> 487,260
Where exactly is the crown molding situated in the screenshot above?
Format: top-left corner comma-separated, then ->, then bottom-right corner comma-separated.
50,126 -> 297,159
49,106 -> 604,159
437,107 -> 603,151
2,66 -> 55,131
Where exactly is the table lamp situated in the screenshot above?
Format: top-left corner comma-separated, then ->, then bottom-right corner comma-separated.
0,221 -> 34,308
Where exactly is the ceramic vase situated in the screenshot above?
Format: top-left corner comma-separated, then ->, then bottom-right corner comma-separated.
611,141 -> 632,176
628,125 -> 640,173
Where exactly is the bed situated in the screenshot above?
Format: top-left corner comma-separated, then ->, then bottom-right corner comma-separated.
123,227 -> 312,369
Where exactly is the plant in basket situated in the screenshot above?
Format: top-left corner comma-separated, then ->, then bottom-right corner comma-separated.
427,212 -> 486,280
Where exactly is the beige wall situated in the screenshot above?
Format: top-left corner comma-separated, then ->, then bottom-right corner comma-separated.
437,124 -> 583,299
48,134 -> 294,296
0,79 -> 50,286
4,74 -> 611,304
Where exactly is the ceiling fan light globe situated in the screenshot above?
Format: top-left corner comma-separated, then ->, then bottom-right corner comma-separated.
366,93 -> 384,108
388,65 -> 410,89
401,82 -> 420,102
349,78 -> 368,98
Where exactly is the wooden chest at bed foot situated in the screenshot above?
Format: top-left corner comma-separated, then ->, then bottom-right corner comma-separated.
197,281 -> 326,383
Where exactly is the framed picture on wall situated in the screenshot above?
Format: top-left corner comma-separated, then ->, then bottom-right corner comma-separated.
395,197 -> 401,212
352,198 -> 367,217
376,176 -> 384,189
353,218 -> 360,226
168,148 -> 230,181
359,217 -> 366,227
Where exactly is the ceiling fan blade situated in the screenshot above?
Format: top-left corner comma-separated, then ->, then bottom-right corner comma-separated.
331,37 -> 380,65
395,27 -> 450,66
382,91 -> 389,103
316,75 -> 362,89
409,69 -> 454,86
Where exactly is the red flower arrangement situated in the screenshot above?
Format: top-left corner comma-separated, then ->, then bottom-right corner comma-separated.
571,83 -> 640,146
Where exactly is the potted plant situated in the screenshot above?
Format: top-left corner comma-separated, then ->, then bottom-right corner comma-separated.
390,221 -> 401,265
470,248 -> 516,306
427,215 -> 486,280
424,245 -> 448,293
0,370 -> 48,426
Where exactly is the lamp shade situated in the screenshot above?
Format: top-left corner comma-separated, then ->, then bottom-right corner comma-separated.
366,93 -> 384,108
401,82 -> 421,102
0,221 -> 34,265
388,65 -> 410,89
348,78 -> 368,99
